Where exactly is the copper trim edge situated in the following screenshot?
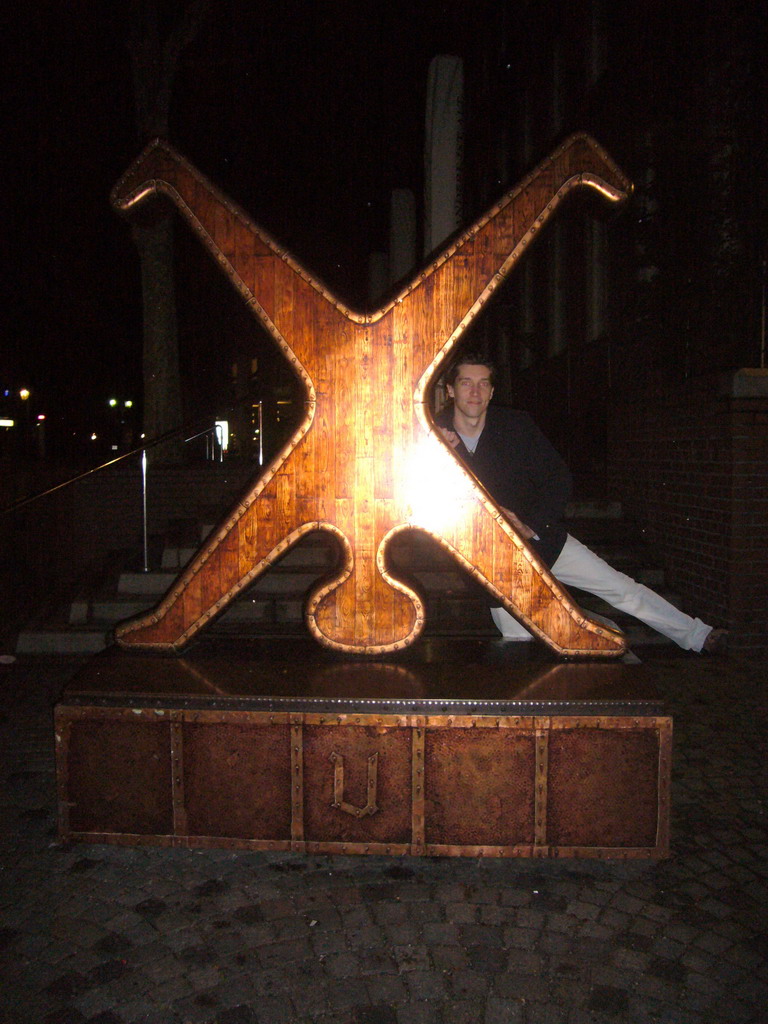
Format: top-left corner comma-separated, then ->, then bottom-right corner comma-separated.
290,717 -> 304,849
656,718 -> 673,858
61,832 -> 662,859
411,719 -> 426,854
330,751 -> 379,818
170,711 -> 187,840
63,832 -> 294,852
535,719 -> 550,848
54,710 -> 72,841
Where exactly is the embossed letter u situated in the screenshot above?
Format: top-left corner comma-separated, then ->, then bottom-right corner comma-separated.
330,752 -> 379,818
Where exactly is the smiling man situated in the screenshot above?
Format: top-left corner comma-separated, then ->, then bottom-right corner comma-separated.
436,353 -> 726,654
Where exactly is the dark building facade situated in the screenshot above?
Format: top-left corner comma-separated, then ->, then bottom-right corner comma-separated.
455,0 -> 767,651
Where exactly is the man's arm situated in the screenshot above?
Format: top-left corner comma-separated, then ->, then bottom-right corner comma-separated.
438,426 -> 460,450
499,506 -> 537,540
439,423 -> 538,540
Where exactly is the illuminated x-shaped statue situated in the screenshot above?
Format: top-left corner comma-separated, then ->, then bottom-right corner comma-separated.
113,134 -> 631,657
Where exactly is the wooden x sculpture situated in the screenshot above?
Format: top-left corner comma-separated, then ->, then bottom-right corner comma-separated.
112,133 -> 632,657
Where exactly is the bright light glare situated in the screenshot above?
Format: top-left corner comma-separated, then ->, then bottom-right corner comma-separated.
215,419 -> 229,452
402,435 -> 478,534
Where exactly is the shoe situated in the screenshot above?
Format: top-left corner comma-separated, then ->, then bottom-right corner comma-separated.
702,628 -> 728,654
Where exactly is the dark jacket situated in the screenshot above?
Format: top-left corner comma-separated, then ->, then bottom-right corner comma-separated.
435,405 -> 571,567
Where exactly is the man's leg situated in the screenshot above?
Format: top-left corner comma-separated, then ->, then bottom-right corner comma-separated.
490,606 -> 534,640
550,534 -> 713,652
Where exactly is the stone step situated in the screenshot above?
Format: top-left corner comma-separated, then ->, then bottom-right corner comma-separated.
16,497 -> 679,654
16,611 -> 673,656
117,566 -> 332,598
67,534 -> 674,636
160,532 -> 339,572
16,626 -> 110,655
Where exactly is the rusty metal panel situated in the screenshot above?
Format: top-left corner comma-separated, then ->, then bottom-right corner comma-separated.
55,704 -> 671,858
62,712 -> 172,836
181,719 -> 292,840
55,645 -> 671,859
547,722 -> 662,849
656,719 -> 673,855
302,724 -> 412,846
424,724 -> 537,848
534,722 -> 550,847
411,721 -> 426,854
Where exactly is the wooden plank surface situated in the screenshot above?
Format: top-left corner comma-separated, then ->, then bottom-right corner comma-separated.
111,134 -> 632,656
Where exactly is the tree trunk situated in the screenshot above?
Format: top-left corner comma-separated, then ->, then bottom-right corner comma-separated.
132,214 -> 183,459
127,0 -> 211,459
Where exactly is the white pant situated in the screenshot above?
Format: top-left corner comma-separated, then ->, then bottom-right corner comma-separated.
491,533 -> 713,652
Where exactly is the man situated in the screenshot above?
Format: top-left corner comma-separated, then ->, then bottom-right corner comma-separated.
435,353 -> 726,653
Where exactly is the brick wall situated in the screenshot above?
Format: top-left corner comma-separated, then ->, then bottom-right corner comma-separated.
608,370 -> 768,654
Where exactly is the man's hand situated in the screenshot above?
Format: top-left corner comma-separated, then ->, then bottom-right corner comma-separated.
500,506 -> 536,541
438,426 -> 460,449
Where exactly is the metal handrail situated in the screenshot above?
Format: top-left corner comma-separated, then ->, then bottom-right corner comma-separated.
1,391 -> 276,578
1,415 -> 220,518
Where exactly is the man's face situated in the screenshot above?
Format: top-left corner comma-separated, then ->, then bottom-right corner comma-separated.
447,363 -> 494,420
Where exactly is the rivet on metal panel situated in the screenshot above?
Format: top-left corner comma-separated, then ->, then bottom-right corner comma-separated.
534,728 -> 549,847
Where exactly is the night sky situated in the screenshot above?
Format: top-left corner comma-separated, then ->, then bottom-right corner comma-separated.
4,1 -> 766,438
5,1 -> 486,430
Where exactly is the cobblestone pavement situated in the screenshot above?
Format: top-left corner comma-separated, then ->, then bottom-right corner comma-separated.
1,651 -> 766,1024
